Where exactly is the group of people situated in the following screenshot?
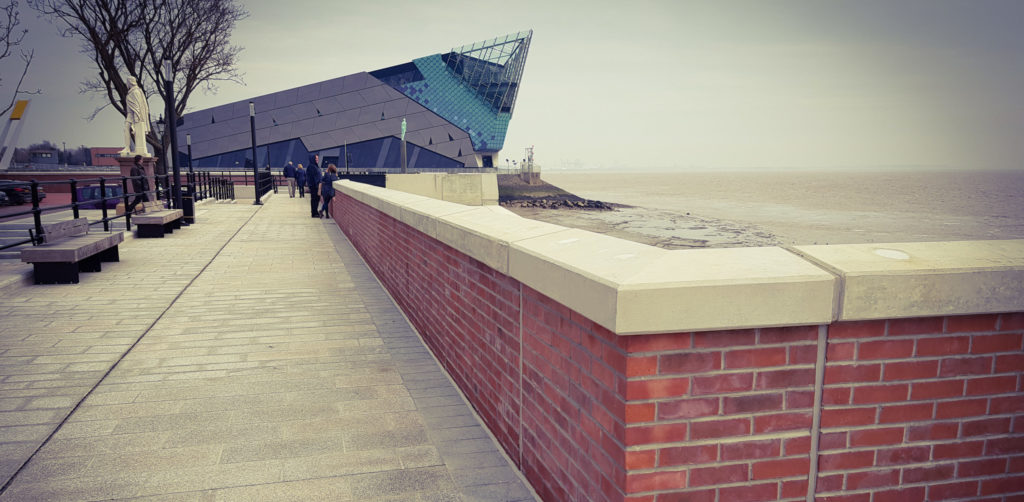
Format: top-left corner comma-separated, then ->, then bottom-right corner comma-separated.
281,155 -> 340,218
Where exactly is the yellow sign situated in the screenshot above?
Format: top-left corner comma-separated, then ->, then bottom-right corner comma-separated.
10,100 -> 28,120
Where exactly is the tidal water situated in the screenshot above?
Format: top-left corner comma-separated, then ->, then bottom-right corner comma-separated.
540,169 -> 1024,246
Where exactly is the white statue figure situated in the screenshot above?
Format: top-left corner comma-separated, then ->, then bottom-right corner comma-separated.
120,76 -> 151,156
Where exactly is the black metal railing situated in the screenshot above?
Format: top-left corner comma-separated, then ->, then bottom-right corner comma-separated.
0,173 -> 235,252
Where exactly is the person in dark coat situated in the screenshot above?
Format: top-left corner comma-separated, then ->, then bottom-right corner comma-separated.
283,161 -> 297,197
319,164 -> 340,218
295,164 -> 306,198
306,154 -> 322,218
126,155 -> 150,214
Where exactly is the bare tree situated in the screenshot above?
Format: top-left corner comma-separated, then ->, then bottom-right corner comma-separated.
29,0 -> 247,154
0,0 -> 38,117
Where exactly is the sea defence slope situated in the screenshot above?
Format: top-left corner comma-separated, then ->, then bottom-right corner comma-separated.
329,179 -> 1024,502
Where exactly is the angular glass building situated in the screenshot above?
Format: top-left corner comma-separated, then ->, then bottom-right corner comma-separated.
177,31 -> 532,170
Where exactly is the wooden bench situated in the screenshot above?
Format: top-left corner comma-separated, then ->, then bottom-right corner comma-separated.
134,209 -> 184,238
20,218 -> 125,284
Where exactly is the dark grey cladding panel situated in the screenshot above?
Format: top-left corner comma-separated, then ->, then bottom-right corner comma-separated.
290,117 -> 317,138
434,140 -> 460,158
403,112 -> 435,132
334,109 -> 362,129
404,131 -> 427,148
311,115 -> 335,134
379,84 -> 405,100
252,95 -> 275,114
208,103 -> 235,122
254,113 -> 275,129
290,101 -> 318,122
457,154 -> 480,167
303,131 -> 333,151
218,132 -> 253,154
340,72 -> 370,93
444,125 -> 470,140
382,99 -> 408,120
313,96 -> 342,116
424,113 -> 449,127
358,85 -> 391,106
232,101 -> 251,119
255,127 -> 273,146
296,83 -> 320,103
274,89 -> 298,109
327,128 -> 357,147
274,107 -> 300,125
337,91 -> 368,111
183,109 -> 213,128
405,101 -> 428,115
319,76 -> 346,98
267,122 -> 294,144
356,103 -> 385,124
376,117 -> 403,138
349,123 -> 381,143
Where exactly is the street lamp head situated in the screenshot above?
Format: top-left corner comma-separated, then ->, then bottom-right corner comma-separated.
249,101 -> 255,117
162,58 -> 172,83
186,133 -> 191,146
154,115 -> 166,137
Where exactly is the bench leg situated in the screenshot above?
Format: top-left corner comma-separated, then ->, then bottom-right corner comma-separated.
34,262 -> 79,284
98,245 -> 120,263
79,254 -> 102,273
163,222 -> 174,234
137,224 -> 164,238
171,218 -> 182,230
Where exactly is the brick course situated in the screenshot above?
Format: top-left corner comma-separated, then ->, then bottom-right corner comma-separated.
335,193 -> 1024,501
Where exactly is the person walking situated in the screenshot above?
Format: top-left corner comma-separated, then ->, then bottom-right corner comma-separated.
126,155 -> 150,214
306,154 -> 322,218
295,164 -> 306,198
319,164 -> 340,218
282,161 -> 297,197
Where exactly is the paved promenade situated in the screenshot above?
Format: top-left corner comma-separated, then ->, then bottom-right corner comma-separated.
0,196 -> 536,501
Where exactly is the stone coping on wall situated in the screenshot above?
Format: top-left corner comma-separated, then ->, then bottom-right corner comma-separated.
337,180 -> 1024,335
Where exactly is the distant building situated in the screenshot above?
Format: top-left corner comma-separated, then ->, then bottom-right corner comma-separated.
90,147 -> 124,167
176,31 -> 532,170
29,147 -> 58,165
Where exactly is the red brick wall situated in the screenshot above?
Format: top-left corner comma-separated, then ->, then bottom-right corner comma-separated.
818,315 -> 1024,501
333,192 -> 1024,502
621,326 -> 818,501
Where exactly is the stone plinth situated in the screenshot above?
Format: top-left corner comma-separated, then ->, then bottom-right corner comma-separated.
116,156 -> 160,215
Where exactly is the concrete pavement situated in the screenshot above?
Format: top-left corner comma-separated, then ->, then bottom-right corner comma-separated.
0,195 -> 537,501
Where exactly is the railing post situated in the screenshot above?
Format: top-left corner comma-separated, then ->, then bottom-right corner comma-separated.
122,176 -> 131,230
99,177 -> 109,232
30,180 -> 43,243
70,179 -> 80,220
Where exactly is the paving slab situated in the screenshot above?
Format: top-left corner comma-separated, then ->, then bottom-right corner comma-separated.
0,196 -> 537,501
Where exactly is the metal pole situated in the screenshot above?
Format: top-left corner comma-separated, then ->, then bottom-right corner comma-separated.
249,101 -> 260,205
164,57 -> 183,213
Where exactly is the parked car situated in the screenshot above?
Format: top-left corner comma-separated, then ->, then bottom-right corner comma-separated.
77,185 -> 124,209
0,190 -> 10,206
0,180 -> 47,204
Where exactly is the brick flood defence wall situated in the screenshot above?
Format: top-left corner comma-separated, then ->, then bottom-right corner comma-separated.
332,181 -> 1024,502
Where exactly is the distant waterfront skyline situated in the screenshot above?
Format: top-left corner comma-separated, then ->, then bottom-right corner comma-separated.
3,0 -> 1023,171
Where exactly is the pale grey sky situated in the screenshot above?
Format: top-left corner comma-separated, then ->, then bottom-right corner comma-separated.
4,0 -> 1023,170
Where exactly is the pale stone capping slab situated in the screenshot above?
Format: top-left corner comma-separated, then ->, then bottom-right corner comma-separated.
618,248 -> 836,334
397,198 -> 476,240
436,206 -> 565,274
511,229 -> 669,332
338,181 -> 429,221
794,240 -> 1024,321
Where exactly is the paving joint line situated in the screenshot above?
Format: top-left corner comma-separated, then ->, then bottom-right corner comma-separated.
0,205 -> 263,496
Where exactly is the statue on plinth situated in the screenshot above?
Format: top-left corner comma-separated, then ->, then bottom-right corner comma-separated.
119,76 -> 151,156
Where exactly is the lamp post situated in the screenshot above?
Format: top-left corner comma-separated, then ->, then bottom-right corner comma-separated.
163,57 -> 182,212
249,101 -> 260,205
62,142 -> 66,167
186,133 -> 193,174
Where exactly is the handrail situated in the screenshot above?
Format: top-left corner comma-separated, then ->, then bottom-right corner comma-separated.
0,173 -> 235,252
